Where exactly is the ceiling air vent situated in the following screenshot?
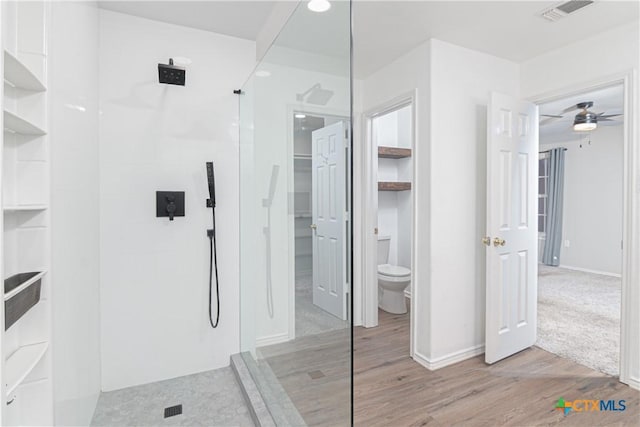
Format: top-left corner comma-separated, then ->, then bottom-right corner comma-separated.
540,0 -> 595,22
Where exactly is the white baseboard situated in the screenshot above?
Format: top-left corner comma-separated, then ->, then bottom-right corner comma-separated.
256,332 -> 290,348
626,376 -> 640,391
558,264 -> 621,278
413,344 -> 485,371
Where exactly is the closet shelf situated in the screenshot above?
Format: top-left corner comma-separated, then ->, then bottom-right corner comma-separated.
4,110 -> 47,136
378,181 -> 411,191
3,204 -> 48,212
378,146 -> 411,159
4,50 -> 47,92
4,341 -> 49,398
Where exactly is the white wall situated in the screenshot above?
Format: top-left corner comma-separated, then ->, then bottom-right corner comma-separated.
50,1 -> 101,424
521,22 -> 639,99
541,126 -> 624,276
428,39 -> 519,364
98,10 -> 255,391
521,20 -> 640,389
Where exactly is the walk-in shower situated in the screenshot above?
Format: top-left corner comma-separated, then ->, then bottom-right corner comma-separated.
238,2 -> 352,425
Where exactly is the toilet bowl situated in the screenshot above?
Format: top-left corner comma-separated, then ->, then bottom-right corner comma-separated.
378,264 -> 411,314
377,236 -> 411,314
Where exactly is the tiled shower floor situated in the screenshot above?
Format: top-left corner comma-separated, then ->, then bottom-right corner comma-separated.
91,367 -> 254,427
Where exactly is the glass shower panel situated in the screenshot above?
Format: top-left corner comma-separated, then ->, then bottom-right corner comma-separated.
239,2 -> 352,425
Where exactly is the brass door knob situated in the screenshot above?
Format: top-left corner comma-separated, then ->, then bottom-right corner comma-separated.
481,236 -> 491,246
493,237 -> 506,247
310,224 -> 317,230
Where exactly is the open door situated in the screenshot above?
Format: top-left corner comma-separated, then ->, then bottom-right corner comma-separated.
485,92 -> 539,364
311,122 -> 347,320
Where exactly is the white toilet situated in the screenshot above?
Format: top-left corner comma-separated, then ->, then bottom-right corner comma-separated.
377,236 -> 411,314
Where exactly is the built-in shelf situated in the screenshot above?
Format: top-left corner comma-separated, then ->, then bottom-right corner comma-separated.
378,181 -> 411,191
378,146 -> 411,159
294,212 -> 312,218
4,50 -> 47,92
4,110 -> 47,136
3,204 -> 48,212
4,271 -> 46,301
293,153 -> 312,160
4,341 -> 49,397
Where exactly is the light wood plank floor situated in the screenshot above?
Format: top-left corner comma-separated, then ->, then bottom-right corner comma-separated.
260,306 -> 639,426
354,308 -> 639,426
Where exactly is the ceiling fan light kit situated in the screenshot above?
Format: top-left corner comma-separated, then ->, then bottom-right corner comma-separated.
573,111 -> 598,131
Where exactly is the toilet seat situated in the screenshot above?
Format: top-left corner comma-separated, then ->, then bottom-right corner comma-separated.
378,264 -> 411,278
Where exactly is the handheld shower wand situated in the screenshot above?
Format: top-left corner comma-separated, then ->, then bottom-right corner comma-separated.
206,162 -> 220,328
263,165 -> 280,319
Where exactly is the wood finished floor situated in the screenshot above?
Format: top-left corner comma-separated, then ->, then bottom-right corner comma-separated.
261,306 -> 639,426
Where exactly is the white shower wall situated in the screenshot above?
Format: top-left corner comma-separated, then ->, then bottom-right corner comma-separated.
50,2 -> 101,424
98,10 -> 255,391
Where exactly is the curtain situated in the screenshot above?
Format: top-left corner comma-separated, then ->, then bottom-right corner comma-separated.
542,148 -> 566,266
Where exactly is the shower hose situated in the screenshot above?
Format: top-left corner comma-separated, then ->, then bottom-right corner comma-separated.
208,204 -> 220,328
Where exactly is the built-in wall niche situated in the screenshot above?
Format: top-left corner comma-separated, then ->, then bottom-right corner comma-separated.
2,223 -> 48,279
3,131 -> 47,208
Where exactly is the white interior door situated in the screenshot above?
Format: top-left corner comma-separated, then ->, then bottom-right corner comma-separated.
312,122 -> 347,320
485,92 -> 539,364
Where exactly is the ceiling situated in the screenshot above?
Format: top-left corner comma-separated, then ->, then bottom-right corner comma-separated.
539,84 -> 624,144
352,1 -> 639,77
98,1 -> 639,79
98,1 -> 278,40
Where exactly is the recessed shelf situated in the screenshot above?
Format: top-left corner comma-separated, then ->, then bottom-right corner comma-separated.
4,110 -> 47,136
4,341 -> 49,398
378,181 -> 412,191
378,146 -> 411,159
294,212 -> 312,218
4,50 -> 47,92
293,153 -> 312,160
3,204 -> 48,212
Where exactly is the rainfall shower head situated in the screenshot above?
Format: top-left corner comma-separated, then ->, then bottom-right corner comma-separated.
296,84 -> 334,106
158,58 -> 185,86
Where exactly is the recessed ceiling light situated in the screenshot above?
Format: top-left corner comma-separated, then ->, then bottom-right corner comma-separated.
255,70 -> 271,77
308,0 -> 331,13
295,113 -> 306,119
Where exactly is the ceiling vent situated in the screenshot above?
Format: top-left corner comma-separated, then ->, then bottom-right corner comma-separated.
540,0 -> 595,22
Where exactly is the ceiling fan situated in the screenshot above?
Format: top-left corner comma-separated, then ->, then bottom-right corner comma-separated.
540,101 -> 622,131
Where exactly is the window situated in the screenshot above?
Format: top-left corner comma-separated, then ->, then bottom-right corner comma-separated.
538,154 -> 549,234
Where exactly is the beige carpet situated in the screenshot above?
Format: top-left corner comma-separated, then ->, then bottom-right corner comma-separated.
537,265 -> 621,376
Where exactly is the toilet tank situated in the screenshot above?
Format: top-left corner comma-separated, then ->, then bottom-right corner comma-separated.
378,236 -> 390,265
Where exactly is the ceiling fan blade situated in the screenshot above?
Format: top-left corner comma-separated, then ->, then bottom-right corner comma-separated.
541,114 -> 563,118
598,113 -> 623,118
561,104 -> 580,114
539,117 -> 558,126
598,118 -> 618,122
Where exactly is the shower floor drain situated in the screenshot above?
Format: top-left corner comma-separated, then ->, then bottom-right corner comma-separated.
164,404 -> 183,418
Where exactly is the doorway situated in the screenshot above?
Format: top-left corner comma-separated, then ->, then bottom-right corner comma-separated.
536,84 -> 624,376
361,96 -> 416,358
293,112 -> 349,338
